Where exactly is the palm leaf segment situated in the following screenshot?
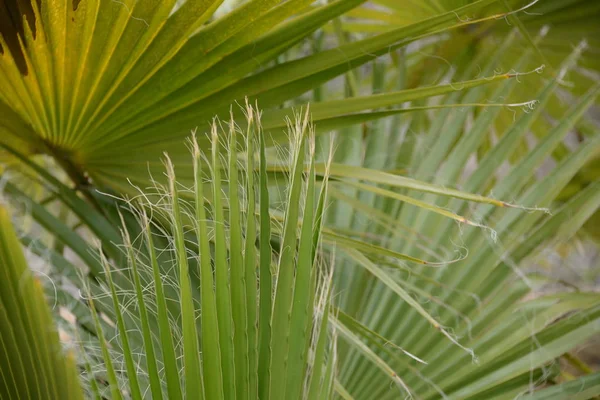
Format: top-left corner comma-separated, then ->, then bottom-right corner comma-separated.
3,102 -> 600,398
1,1 -> 600,399
1,0 -> 547,192
0,205 -> 83,400
344,0 -> 600,217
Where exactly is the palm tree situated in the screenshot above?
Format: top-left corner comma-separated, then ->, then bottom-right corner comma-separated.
1,0 -> 599,399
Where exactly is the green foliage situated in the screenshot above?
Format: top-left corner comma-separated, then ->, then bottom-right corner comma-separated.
0,205 -> 83,400
77,110 -> 334,399
1,1 -> 599,399
3,104 -> 599,398
0,0 -> 554,192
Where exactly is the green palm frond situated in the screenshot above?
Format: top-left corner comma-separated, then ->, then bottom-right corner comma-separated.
0,205 -> 83,400
0,0 -> 550,193
2,100 -> 599,398
3,106 -> 337,399
1,1 -> 599,399
320,42 -> 600,400
341,0 -> 600,211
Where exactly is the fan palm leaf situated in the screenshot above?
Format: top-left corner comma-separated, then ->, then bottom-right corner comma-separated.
0,0 -> 550,193
0,1 -> 599,399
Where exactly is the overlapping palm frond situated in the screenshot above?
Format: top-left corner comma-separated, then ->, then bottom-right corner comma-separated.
2,97 -> 599,398
0,1 -> 599,399
339,0 -> 600,223
314,26 -> 600,398
3,108 -> 340,399
0,0 -> 553,193
0,205 -> 83,400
